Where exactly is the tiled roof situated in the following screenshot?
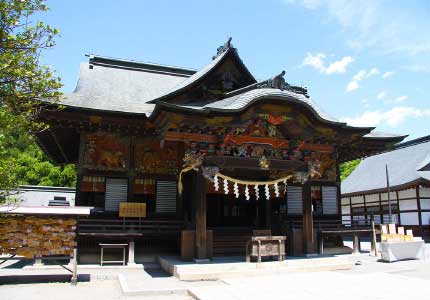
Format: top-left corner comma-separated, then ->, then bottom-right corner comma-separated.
59,57 -> 192,116
341,137 -> 430,195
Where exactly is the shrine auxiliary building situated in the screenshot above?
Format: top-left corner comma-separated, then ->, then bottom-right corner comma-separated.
36,39 -> 405,261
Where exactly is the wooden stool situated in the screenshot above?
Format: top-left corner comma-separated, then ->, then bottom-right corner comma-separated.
99,243 -> 128,266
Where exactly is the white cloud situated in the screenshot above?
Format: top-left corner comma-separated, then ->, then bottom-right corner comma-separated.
325,56 -> 354,74
346,81 -> 359,92
367,67 -> 380,77
342,106 -> 430,128
302,52 -> 354,74
353,70 -> 366,81
302,53 -> 326,72
382,71 -> 395,79
377,91 -> 386,100
346,68 -> 379,92
287,1 -> 430,57
384,95 -> 408,104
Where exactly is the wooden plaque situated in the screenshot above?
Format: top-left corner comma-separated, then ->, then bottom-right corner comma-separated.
119,202 -> 146,218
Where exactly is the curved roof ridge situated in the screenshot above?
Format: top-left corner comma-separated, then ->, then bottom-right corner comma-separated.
204,88 -> 340,123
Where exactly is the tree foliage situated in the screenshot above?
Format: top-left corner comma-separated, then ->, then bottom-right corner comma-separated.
0,0 -> 63,199
339,159 -> 361,181
2,120 -> 76,189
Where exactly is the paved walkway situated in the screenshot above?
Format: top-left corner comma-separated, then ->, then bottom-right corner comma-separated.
190,270 -> 430,300
188,255 -> 430,300
2,251 -> 430,300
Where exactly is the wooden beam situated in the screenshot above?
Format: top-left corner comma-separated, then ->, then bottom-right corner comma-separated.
302,179 -> 315,255
195,169 -> 208,259
204,156 -> 306,172
50,130 -> 68,163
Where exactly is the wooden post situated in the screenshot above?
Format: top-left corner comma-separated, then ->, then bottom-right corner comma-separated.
416,186 -> 423,236
75,132 -> 86,206
71,248 -> 78,285
128,240 -> 136,265
353,232 -> 360,254
195,170 -> 208,260
371,219 -> 377,257
265,196 -> 271,229
302,180 -> 315,255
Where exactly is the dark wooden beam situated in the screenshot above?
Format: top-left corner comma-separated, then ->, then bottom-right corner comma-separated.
204,156 -> 306,172
49,130 -> 68,163
195,169 -> 208,259
302,179 -> 315,255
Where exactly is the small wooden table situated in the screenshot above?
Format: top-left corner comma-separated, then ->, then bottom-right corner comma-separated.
246,236 -> 286,263
318,228 -> 378,255
99,243 -> 128,266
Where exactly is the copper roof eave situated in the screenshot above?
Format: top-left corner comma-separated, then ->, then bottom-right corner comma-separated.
149,98 -> 374,134
41,101 -> 151,118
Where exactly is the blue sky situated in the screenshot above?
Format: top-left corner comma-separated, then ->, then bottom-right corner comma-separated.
39,0 -> 429,140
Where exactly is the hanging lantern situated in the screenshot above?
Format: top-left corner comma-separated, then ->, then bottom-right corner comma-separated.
223,178 -> 229,194
265,184 -> 270,200
245,185 -> 250,201
254,184 -> 259,200
274,183 -> 280,197
234,182 -> 239,198
214,175 -> 219,191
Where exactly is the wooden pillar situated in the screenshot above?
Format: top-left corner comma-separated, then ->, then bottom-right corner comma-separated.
128,240 -> 136,265
265,196 -> 271,229
75,131 -> 86,206
128,136 -> 135,202
416,186 -> 423,236
195,170 -> 208,259
396,191 -> 401,225
302,180 -> 315,255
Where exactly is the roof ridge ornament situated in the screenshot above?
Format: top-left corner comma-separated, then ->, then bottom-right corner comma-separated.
212,37 -> 233,60
257,70 -> 310,98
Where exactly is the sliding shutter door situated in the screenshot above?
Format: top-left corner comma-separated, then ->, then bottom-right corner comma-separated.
287,186 -> 303,215
156,181 -> 177,213
105,178 -> 128,212
322,186 -> 338,215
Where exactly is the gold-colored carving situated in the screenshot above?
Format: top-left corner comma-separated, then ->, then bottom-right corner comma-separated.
259,155 -> 270,169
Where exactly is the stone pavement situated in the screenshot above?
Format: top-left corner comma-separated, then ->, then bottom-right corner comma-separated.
2,251 -> 430,300
189,254 -> 430,300
189,270 -> 430,300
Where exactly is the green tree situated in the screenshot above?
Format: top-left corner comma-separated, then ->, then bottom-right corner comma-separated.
339,159 -> 361,181
0,0 -> 62,200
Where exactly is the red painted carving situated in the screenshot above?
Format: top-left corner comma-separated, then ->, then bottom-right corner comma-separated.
223,134 -> 289,149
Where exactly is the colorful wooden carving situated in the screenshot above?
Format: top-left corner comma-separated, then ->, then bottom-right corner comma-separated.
163,131 -> 218,143
83,133 -> 128,171
80,176 -> 105,192
223,134 -> 289,149
134,179 -> 156,195
135,140 -> 178,175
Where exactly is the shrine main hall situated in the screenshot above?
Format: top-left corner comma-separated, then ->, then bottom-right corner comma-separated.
36,38 -> 405,261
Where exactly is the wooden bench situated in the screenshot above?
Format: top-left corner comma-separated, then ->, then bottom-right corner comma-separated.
99,243 -> 128,266
246,236 -> 286,263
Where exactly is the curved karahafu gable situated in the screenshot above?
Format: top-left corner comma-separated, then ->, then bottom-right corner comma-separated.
35,39 -> 406,164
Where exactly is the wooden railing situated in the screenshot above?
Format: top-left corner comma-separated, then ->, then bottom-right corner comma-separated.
77,218 -> 184,237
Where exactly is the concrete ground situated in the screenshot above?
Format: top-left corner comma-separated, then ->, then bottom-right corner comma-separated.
2,242 -> 430,300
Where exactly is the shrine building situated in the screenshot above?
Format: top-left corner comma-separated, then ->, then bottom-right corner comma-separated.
35,38 -> 406,261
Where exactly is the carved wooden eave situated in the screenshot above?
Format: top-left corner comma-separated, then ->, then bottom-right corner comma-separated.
147,42 -> 257,105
